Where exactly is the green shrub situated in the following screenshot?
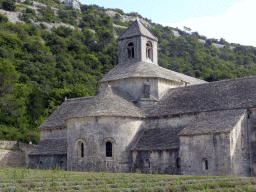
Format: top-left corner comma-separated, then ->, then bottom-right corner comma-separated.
39,23 -> 47,29
2,0 -> 16,11
0,13 -> 8,23
24,0 -> 32,6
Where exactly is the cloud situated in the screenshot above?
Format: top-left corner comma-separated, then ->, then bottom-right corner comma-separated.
162,0 -> 256,47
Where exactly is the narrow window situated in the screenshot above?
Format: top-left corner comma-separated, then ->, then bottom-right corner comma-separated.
176,157 -> 181,168
203,158 -> 208,170
127,42 -> 134,59
77,141 -> 84,158
81,143 -> 84,158
106,141 -> 112,157
146,42 -> 153,61
205,160 -> 208,170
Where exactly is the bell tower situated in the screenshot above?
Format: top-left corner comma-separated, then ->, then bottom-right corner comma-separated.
117,17 -> 158,65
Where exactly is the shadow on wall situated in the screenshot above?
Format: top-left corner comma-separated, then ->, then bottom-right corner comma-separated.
0,141 -> 35,168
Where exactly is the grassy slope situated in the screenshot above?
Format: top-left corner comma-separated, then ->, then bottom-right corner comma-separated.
0,167 -> 256,191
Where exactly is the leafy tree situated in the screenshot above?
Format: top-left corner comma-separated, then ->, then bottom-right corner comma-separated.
0,58 -> 19,114
2,0 -> 16,11
95,26 -> 114,52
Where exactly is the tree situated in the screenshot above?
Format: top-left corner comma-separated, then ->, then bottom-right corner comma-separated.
0,58 -> 19,114
95,26 -> 114,52
2,0 -> 16,11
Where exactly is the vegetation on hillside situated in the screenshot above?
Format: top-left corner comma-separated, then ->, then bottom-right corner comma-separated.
0,0 -> 256,143
1,167 -> 256,191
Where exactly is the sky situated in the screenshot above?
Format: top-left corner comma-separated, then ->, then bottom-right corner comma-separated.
79,0 -> 256,47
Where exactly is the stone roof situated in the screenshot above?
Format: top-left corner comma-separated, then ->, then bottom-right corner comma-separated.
29,139 -> 67,155
66,85 -> 144,120
39,97 -> 93,129
132,128 -> 182,151
98,61 -> 206,85
147,76 -> 256,117
178,109 -> 246,136
117,18 -> 157,41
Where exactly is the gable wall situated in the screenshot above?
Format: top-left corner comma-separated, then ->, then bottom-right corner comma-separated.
248,109 -> 256,176
230,113 -> 250,176
66,116 -> 144,172
179,133 -> 232,176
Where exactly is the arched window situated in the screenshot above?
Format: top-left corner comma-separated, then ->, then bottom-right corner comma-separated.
203,158 -> 208,170
106,141 -> 112,157
77,140 -> 84,158
81,143 -> 84,158
146,42 -> 153,61
176,157 -> 181,168
127,42 -> 134,59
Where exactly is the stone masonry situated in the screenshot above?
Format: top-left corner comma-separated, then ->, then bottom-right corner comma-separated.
29,18 -> 256,176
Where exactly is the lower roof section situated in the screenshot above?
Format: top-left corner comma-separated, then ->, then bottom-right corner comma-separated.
132,128 -> 182,151
178,109 -> 246,136
28,139 -> 67,155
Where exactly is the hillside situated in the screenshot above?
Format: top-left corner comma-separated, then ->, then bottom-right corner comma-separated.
0,0 -> 256,144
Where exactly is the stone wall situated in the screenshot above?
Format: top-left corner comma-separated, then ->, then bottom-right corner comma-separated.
179,133 -> 232,176
0,141 -> 35,168
29,155 -> 67,170
66,116 -> 145,172
132,149 -> 180,174
230,113 -> 250,176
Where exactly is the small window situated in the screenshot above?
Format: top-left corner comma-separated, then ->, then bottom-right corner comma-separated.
203,158 -> 208,170
77,141 -> 84,158
176,157 -> 181,168
127,42 -> 134,58
81,143 -> 84,158
106,141 -> 112,157
144,158 -> 150,168
146,41 -> 153,61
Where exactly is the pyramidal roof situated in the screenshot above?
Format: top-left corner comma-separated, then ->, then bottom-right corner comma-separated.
117,17 -> 158,41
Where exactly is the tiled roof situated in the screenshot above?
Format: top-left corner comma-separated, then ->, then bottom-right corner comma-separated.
39,97 -> 93,129
117,18 -> 157,41
66,85 -> 144,120
28,139 -> 67,155
98,61 -> 206,85
132,128 -> 182,151
147,76 -> 256,117
178,109 -> 246,136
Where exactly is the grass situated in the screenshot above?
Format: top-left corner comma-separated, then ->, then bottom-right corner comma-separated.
1,167 -> 256,191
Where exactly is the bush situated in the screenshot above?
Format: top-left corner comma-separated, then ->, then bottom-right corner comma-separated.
2,0 -> 16,11
24,0 -> 32,6
0,13 -> 8,23
39,23 -> 47,29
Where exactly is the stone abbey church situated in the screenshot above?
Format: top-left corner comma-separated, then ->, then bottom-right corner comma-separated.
29,18 -> 256,176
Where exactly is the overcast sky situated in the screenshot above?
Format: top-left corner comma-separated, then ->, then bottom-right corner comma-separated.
79,0 -> 255,47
